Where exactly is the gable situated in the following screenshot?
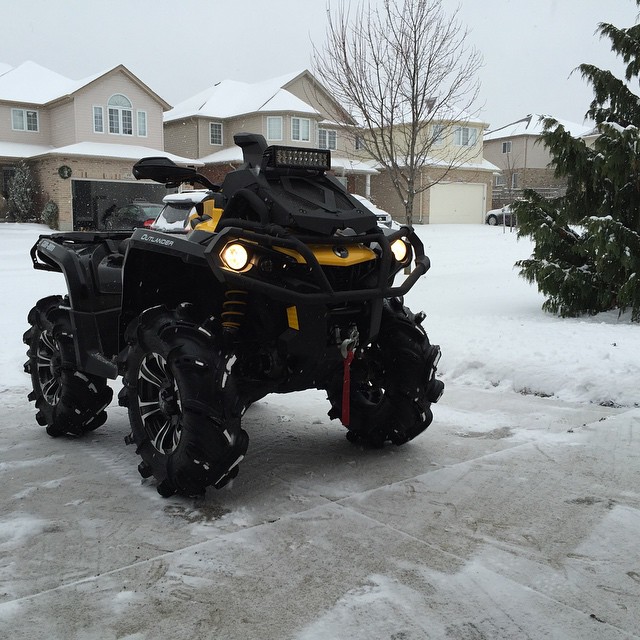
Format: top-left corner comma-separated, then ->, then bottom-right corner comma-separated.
281,72 -> 354,125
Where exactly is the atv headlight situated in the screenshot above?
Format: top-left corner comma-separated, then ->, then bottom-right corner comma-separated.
391,238 -> 409,263
221,243 -> 250,271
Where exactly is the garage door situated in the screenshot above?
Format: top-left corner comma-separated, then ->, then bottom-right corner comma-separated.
429,182 -> 486,224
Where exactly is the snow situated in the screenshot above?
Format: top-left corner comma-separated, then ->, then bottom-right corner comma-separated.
0,139 -> 200,165
5,222 -> 638,404
0,222 -> 639,639
484,113 -> 592,140
164,73 -> 318,123
39,142 -> 200,165
0,61 -> 78,104
0,141 -> 53,160
0,61 -> 156,108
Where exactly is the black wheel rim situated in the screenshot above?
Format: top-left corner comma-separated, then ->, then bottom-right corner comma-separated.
36,330 -> 61,405
136,352 -> 182,454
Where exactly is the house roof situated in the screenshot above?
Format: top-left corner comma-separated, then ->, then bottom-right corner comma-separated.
371,155 -> 500,173
484,114 -> 591,141
0,61 -> 78,104
0,62 -> 12,77
0,61 -> 170,109
164,71 -> 320,123
0,141 -> 53,160
0,140 -> 200,166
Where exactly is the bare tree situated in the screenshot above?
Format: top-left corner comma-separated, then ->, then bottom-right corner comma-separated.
313,0 -> 483,224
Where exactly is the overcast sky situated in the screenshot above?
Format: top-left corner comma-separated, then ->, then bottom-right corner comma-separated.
1,0 -> 638,130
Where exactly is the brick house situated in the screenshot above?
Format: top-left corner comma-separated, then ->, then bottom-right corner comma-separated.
483,114 -> 591,209
164,70 -> 498,224
0,61 -> 197,230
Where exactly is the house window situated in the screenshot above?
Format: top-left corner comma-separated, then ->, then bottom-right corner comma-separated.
495,174 -> 506,187
453,126 -> 477,147
137,111 -> 147,137
209,122 -> 223,145
11,108 -> 39,132
318,128 -> 337,150
355,135 -> 365,151
107,94 -> 133,135
267,116 -> 283,141
432,124 -> 445,146
292,117 -> 311,142
93,106 -> 104,133
511,173 -> 519,189
502,141 -> 512,154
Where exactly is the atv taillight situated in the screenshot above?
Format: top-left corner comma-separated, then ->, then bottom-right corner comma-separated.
265,146 -> 331,171
143,219 -> 155,228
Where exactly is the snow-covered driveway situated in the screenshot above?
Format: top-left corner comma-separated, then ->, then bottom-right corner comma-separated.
0,224 -> 638,639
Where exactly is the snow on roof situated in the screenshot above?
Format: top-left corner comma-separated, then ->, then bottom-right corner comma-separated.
198,146 -> 243,165
0,140 -> 54,159
484,114 -> 591,140
0,61 -> 165,107
164,73 -> 319,123
29,141 -> 201,166
331,156 -> 378,175
0,61 -> 78,104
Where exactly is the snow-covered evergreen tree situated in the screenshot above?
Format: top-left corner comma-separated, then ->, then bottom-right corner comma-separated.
515,2 -> 640,321
7,161 -> 37,222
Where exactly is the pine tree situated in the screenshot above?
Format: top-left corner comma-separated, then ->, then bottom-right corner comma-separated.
7,161 -> 37,222
514,3 -> 640,321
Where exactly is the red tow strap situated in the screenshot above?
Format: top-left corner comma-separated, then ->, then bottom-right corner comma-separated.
342,349 -> 355,426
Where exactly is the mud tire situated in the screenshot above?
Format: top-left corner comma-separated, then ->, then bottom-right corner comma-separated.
119,304 -> 248,497
328,299 -> 444,447
23,295 -> 113,437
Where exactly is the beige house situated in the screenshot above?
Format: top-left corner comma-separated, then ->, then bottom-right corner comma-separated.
483,114 -> 591,209
0,61 -> 197,230
164,70 -> 377,188
350,116 -> 498,224
1,62 -> 498,228
165,70 -> 498,224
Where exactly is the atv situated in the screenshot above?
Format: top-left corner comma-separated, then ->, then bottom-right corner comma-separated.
23,133 -> 444,497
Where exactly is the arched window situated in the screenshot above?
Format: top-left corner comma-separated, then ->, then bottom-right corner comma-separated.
108,94 -> 133,135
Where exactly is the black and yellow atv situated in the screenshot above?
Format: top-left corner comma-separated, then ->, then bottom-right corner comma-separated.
23,133 -> 443,497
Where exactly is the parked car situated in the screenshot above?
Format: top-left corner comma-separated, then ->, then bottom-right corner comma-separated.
151,190 -> 211,232
352,194 -> 401,230
486,206 -> 516,227
102,201 -> 163,230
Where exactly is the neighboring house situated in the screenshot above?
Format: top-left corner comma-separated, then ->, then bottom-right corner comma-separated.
164,70 -> 498,224
483,114 -> 591,208
164,70 -> 378,190
0,61 -> 197,230
350,114 -> 498,224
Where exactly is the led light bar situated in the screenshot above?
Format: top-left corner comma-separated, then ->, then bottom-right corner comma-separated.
265,146 -> 331,171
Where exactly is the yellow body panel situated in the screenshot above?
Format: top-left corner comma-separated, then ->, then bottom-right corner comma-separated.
191,200 -> 225,233
276,244 -> 376,266
286,306 -> 300,330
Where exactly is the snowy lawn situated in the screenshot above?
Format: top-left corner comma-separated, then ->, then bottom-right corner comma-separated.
1,222 -> 638,406
0,222 -> 639,640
